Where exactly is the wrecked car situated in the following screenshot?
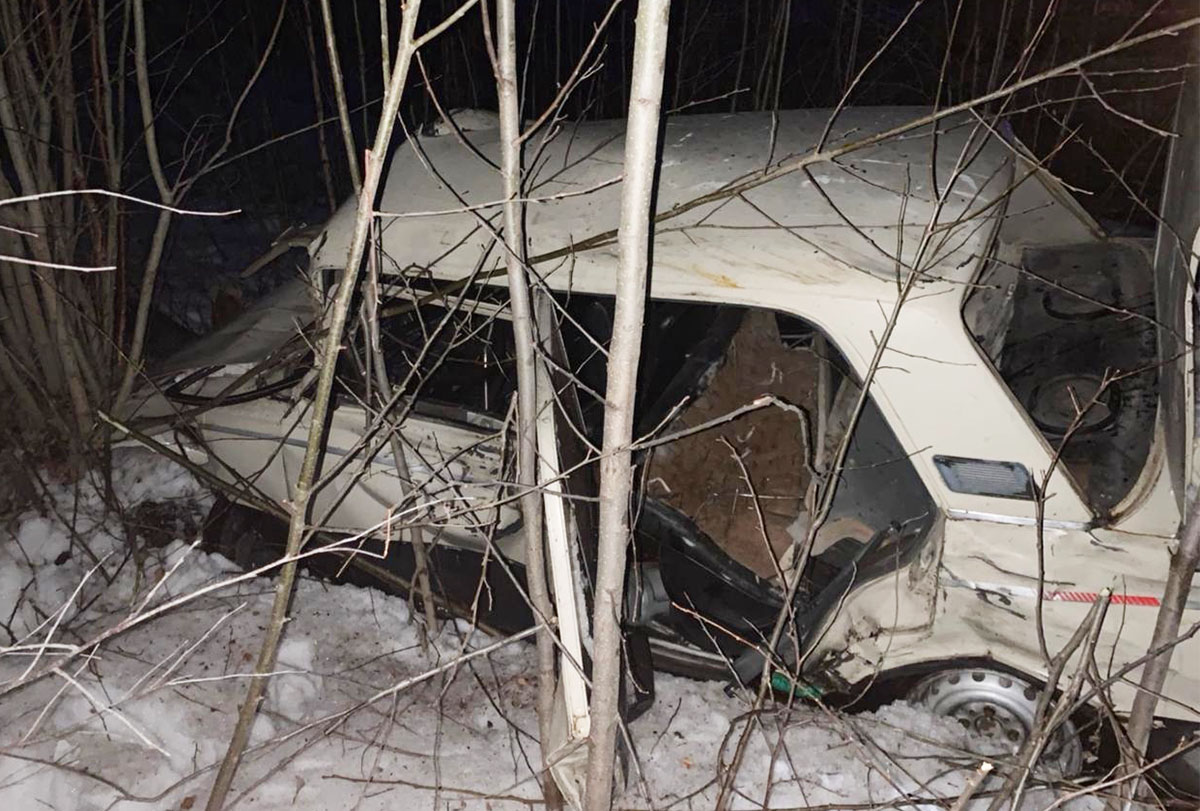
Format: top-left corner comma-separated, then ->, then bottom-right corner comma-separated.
129,101 -> 1200,799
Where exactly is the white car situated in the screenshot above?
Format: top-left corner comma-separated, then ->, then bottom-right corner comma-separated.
131,100 -> 1199,798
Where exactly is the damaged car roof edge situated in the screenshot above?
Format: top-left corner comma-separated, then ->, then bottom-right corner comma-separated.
158,107 -> 1106,525
313,107 -> 1059,301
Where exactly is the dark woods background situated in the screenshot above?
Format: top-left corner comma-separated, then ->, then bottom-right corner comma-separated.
133,0 -> 1195,229
0,0 -> 1194,451
22,0 -> 1200,303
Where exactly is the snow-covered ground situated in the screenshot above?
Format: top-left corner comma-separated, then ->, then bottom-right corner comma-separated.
0,449 -> 1101,810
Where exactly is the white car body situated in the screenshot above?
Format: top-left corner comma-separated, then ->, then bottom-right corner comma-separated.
133,102 -> 1199,801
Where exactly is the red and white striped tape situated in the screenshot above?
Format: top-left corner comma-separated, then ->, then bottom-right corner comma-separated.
945,577 -> 1200,610
1044,590 -> 1159,607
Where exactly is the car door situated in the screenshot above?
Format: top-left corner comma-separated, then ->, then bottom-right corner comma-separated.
297,290 -> 524,557
319,285 -> 605,806
535,293 -> 600,807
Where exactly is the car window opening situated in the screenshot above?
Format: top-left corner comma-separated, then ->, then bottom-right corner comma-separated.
643,309 -> 824,578
339,294 -> 520,421
323,280 -> 939,667
626,305 -> 933,577
558,296 -> 937,661
963,241 -> 1159,515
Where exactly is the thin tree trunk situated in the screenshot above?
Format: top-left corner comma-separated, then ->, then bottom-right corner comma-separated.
0,257 -> 48,417
671,1 -> 686,110
94,0 -> 120,355
112,207 -> 171,411
317,0 -> 363,190
583,1 -> 671,808
843,0 -> 864,95
351,0 -> 369,139
730,2 -> 749,112
111,0 -> 176,417
1111,500 -> 1200,809
363,192 -> 438,645
203,4 -> 424,808
492,0 -> 559,800
753,1 -> 785,110
379,0 -> 390,86
0,260 -> 33,358
303,0 -> 338,214
111,0 -> 131,354
0,55 -> 66,392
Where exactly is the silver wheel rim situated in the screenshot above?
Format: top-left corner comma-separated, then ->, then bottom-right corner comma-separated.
908,668 -> 1083,777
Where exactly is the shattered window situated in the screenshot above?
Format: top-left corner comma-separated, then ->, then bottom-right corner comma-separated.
381,303 -> 517,418
338,286 -> 519,419
643,309 -> 830,578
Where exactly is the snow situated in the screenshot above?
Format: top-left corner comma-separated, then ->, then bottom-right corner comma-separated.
0,449 -> 1102,810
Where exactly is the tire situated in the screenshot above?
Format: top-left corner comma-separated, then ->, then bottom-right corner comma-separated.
202,498 -> 280,570
907,667 -> 1084,778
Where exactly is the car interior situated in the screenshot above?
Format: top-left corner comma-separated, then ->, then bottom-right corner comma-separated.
319,280 -> 940,675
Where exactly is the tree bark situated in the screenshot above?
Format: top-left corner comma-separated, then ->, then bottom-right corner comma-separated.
203,3 -> 423,807
492,0 -> 559,800
1111,500 -> 1200,809
302,0 -> 339,215
317,0 -> 363,191
111,0 -> 176,419
583,1 -> 672,808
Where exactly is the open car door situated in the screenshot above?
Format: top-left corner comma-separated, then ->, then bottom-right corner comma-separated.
534,294 -> 596,806
534,293 -> 657,806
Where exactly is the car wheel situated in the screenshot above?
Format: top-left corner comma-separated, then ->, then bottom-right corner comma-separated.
907,667 -> 1084,778
204,498 -> 275,570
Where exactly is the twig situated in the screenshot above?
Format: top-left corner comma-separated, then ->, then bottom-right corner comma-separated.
0,189 -> 238,215
202,2 -> 428,806
949,762 -> 993,811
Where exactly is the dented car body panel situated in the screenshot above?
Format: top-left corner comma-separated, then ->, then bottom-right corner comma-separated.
130,104 -> 1199,779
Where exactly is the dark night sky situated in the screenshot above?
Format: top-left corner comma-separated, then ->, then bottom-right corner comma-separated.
122,0 -> 1194,337
142,1 -> 1190,224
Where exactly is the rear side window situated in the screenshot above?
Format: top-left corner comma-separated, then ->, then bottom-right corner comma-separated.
558,297 -> 934,581
963,244 -> 1158,514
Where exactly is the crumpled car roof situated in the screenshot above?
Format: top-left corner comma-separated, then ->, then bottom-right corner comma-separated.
312,107 -> 1035,301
